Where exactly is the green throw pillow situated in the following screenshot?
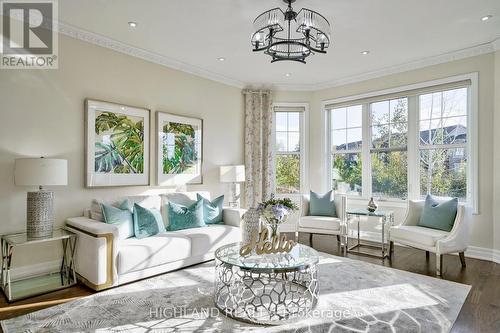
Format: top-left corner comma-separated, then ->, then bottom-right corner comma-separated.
197,193 -> 224,224
167,199 -> 205,231
101,200 -> 134,240
133,204 -> 166,239
417,195 -> 458,232
309,190 -> 336,217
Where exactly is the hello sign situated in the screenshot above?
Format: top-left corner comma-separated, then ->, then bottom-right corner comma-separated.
239,229 -> 296,256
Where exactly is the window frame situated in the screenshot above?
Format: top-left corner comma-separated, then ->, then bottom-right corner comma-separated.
321,73 -> 479,214
272,102 -> 309,195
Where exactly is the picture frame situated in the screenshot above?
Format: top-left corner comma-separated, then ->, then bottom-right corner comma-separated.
156,112 -> 203,186
85,99 -> 150,187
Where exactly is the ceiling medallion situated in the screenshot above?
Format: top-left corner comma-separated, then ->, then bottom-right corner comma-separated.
251,0 -> 331,64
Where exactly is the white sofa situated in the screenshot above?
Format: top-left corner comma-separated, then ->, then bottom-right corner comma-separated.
65,191 -> 244,290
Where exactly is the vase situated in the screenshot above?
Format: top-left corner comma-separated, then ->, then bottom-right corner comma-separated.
242,208 -> 261,245
263,215 -> 287,239
367,197 -> 377,213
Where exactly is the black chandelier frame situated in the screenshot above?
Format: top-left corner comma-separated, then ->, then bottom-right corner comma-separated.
251,0 -> 331,64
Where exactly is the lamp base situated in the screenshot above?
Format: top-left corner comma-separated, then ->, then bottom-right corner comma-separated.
27,191 -> 54,238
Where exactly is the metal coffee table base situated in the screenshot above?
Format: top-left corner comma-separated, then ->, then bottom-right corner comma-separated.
214,259 -> 319,325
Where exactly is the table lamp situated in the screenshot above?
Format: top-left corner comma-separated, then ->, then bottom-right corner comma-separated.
14,157 -> 68,238
219,165 -> 245,208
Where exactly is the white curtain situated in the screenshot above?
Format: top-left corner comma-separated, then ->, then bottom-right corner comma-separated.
243,90 -> 275,208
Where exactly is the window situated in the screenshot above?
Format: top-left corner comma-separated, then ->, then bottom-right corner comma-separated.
273,104 -> 307,194
331,105 -> 362,196
324,75 -> 476,207
419,88 -> 467,199
370,98 -> 408,199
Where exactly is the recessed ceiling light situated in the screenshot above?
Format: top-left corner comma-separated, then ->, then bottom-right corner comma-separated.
217,57 -> 226,62
361,50 -> 370,55
285,73 -> 291,77
481,15 -> 492,21
128,21 -> 137,28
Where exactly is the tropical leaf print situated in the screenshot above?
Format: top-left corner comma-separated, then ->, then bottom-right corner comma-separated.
94,111 -> 144,174
162,122 -> 199,174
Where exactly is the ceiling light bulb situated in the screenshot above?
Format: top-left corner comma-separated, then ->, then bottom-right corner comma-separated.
218,57 -> 225,62
481,15 -> 492,21
361,50 -> 370,55
285,73 -> 291,77
128,21 -> 137,28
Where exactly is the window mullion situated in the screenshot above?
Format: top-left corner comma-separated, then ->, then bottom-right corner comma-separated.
362,103 -> 371,198
407,95 -> 419,200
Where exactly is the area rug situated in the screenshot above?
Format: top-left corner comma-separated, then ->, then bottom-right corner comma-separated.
1,253 -> 470,333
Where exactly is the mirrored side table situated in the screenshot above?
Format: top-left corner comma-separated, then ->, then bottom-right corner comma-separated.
1,228 -> 77,302
346,208 -> 394,259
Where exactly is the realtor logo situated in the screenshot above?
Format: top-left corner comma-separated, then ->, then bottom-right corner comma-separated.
1,0 -> 58,69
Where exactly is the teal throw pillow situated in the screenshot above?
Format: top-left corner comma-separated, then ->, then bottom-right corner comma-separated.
167,199 -> 205,231
133,204 -> 166,239
101,200 -> 134,240
197,193 -> 224,224
309,190 -> 336,217
417,195 -> 458,232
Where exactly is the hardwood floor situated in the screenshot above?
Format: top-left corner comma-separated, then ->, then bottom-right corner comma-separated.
0,233 -> 499,332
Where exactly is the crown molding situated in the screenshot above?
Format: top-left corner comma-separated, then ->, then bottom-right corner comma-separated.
57,22 -> 246,89
273,41 -> 496,91
57,22 -> 496,92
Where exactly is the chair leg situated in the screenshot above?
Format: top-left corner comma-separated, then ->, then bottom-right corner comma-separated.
436,254 -> 443,276
389,241 -> 394,260
459,252 -> 466,268
336,234 -> 341,244
425,251 -> 430,260
295,231 -> 299,243
309,233 -> 313,247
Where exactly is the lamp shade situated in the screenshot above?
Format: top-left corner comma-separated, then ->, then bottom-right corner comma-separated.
219,165 -> 245,183
15,158 -> 68,186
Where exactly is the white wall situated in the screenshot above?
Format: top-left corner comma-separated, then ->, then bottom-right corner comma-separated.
0,35 -> 244,268
494,50 -> 500,253
275,53 -> 496,255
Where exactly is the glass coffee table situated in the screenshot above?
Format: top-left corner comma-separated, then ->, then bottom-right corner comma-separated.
214,242 -> 319,325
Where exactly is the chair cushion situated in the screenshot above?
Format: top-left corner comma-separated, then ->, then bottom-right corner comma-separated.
417,195 -> 458,232
309,190 -> 336,217
299,216 -> 341,231
175,225 -> 240,256
117,233 -> 191,274
390,225 -> 449,247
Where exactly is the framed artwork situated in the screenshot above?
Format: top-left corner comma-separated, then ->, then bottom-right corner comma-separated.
85,99 -> 150,187
156,112 -> 203,186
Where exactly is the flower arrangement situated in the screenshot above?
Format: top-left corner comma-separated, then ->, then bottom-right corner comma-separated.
257,195 -> 299,237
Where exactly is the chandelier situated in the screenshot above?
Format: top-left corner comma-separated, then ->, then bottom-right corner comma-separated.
251,0 -> 331,64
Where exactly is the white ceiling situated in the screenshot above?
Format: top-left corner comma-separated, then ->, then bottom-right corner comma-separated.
59,0 -> 500,90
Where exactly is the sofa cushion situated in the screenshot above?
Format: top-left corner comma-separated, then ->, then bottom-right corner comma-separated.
133,204 -> 166,239
167,200 -> 205,231
117,233 -> 191,274
90,195 -> 162,222
160,191 -> 211,227
390,225 -> 449,247
176,225 -> 240,256
197,193 -> 224,224
101,200 -> 134,240
299,216 -> 341,231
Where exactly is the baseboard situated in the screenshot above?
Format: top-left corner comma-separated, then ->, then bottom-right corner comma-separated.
323,230 -> 500,264
10,260 -> 62,280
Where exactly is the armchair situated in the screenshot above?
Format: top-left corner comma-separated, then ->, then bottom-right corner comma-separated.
389,199 -> 469,276
296,193 -> 346,248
